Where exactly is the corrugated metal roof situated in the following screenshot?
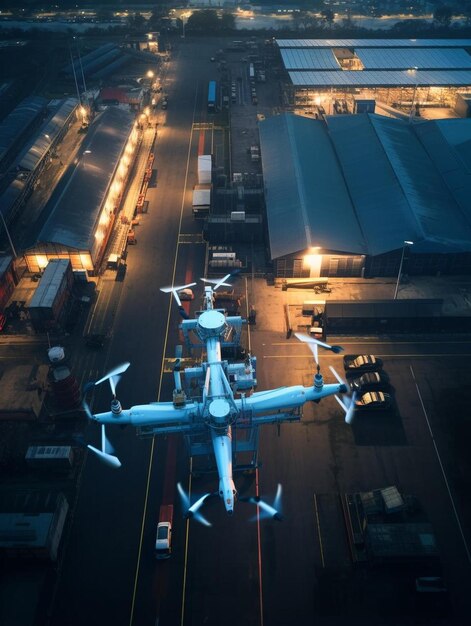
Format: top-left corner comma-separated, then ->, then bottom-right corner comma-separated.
371,114 -> 471,249
288,69 -> 471,87
91,55 -> 129,79
36,107 -> 135,251
325,114 -> 418,255
0,96 -> 47,164
17,98 -> 78,172
259,114 -> 366,259
327,114 -> 471,254
413,118 -> 471,225
261,113 -> 471,259
356,47 -> 471,70
277,39 -> 471,48
0,176 -> 26,220
280,48 -> 340,70
29,259 -> 70,309
64,42 -> 116,75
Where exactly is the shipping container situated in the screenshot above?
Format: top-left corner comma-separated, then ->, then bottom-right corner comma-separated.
25,445 -> 74,469
28,260 -> 73,332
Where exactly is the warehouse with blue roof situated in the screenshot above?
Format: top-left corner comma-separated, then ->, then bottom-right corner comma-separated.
259,113 -> 471,278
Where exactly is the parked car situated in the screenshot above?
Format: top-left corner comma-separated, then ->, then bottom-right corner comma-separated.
349,371 -> 389,393
344,354 -> 383,373
354,391 -> 392,411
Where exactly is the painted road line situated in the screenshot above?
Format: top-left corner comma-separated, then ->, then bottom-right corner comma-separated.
410,365 -> 471,565
313,494 -> 325,568
129,86 -> 199,626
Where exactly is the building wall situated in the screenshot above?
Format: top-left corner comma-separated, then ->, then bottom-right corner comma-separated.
24,245 -> 92,274
275,252 -> 365,278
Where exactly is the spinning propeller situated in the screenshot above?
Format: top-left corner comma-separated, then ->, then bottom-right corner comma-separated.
85,362 -> 130,468
240,483 -> 283,521
329,366 -> 357,424
200,273 -> 232,291
160,282 -> 197,318
294,332 -> 344,365
177,483 -> 212,527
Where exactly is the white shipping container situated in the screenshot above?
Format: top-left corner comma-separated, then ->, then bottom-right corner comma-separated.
198,155 -> 212,184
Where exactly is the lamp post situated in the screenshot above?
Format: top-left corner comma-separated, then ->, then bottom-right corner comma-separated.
394,240 -> 414,300
408,67 -> 419,122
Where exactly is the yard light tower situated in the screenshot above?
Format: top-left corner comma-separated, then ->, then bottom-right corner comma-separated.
394,240 -> 414,299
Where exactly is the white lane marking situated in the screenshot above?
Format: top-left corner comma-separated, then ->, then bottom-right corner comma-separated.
410,365 -> 471,565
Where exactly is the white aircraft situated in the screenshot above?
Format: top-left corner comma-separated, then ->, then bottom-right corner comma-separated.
84,275 -> 353,524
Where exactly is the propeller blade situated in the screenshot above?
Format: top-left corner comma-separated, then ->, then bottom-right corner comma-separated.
242,484 -> 283,521
335,394 -> 348,412
87,445 -> 121,468
345,392 -> 358,424
95,363 -> 130,388
101,425 -> 115,455
160,283 -> 197,308
295,332 -> 319,363
273,483 -> 282,512
329,366 -> 350,394
177,483 -> 212,527
295,333 -> 344,355
334,392 -> 357,424
200,274 -> 232,290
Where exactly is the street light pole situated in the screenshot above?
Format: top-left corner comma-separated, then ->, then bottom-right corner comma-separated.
394,240 -> 414,300
408,66 -> 419,123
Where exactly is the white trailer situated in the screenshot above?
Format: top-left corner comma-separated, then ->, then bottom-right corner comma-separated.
197,155 -> 212,184
192,184 -> 212,217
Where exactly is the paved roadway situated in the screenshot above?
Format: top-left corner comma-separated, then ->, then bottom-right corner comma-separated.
48,36 -> 471,626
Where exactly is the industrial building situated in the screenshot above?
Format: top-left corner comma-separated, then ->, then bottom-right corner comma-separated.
0,98 -> 79,225
259,112 -> 471,277
24,106 -> 138,274
0,96 -> 48,173
276,39 -> 471,115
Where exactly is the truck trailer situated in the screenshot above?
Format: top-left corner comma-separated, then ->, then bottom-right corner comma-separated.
192,184 -> 212,217
197,154 -> 212,184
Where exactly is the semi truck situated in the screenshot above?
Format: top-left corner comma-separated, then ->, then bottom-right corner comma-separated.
155,504 -> 173,559
192,183 -> 212,217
